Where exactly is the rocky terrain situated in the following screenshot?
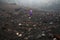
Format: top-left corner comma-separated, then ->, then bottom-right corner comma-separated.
0,4 -> 60,40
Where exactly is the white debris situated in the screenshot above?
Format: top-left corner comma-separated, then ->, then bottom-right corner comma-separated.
16,32 -> 22,37
29,17 -> 31,19
53,38 -> 57,40
42,33 -> 45,36
33,24 -> 36,27
18,23 -> 22,26
18,34 -> 22,37
49,22 -> 53,24
16,32 -> 19,35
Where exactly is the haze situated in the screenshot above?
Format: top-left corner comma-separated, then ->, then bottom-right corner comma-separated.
0,0 -> 60,10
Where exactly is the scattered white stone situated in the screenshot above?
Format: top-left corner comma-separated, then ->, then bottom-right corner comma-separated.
33,24 -> 36,27
16,32 -> 19,35
16,32 -> 22,37
29,17 -> 31,19
18,34 -> 22,37
53,38 -> 57,40
42,31 -> 45,36
42,33 -> 45,36
49,22 -> 53,24
18,23 -> 22,26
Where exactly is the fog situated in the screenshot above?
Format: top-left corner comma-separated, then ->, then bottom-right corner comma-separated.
0,0 -> 60,10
